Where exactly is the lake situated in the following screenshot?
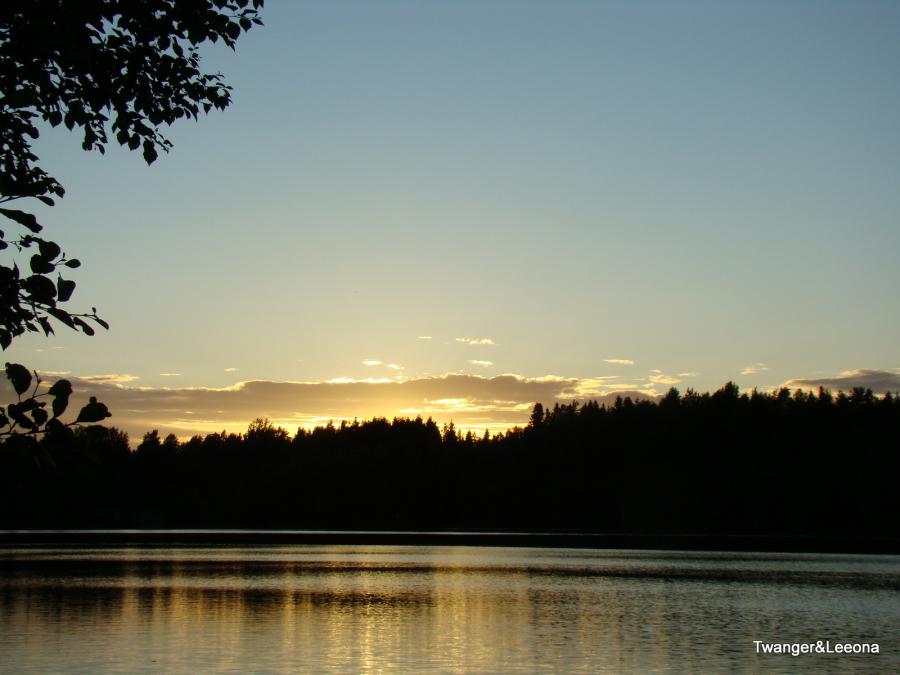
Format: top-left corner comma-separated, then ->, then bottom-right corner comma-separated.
1,542 -> 897,672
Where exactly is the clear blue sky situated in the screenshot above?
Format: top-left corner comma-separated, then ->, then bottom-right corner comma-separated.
6,0 -> 900,437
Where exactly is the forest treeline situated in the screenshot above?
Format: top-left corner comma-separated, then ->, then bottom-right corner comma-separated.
1,382 -> 898,537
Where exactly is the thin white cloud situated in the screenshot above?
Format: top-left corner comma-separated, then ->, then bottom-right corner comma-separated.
36,370 -> 71,377
469,360 -> 493,367
604,359 -> 635,366
562,376 -> 657,399
363,360 -> 403,370
456,337 -> 495,346
224,367 -> 239,372
417,336 -> 432,340
677,372 -> 699,378
159,373 -> 181,377
649,373 -> 680,386
79,373 -> 139,383
326,376 -> 402,384
741,363 -> 768,376
528,374 -> 576,383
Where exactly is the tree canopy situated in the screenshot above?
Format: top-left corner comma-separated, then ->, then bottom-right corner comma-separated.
2,383 -> 898,541
0,0 -> 263,437
0,0 -> 263,348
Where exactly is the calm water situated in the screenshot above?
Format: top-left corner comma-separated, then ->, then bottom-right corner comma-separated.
1,544 -> 898,673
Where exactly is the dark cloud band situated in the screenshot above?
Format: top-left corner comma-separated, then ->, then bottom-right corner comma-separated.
782,369 -> 900,394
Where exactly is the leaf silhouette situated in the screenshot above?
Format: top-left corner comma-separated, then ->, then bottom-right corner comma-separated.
5,363 -> 32,395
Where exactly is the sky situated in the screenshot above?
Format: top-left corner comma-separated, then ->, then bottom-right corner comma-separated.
5,0 -> 900,439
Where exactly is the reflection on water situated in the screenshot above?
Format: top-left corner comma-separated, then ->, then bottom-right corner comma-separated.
1,546 -> 897,672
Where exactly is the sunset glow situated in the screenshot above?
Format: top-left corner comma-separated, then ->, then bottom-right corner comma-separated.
2,0 -> 898,441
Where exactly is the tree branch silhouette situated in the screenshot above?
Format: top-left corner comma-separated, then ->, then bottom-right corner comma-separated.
1,0 -> 263,434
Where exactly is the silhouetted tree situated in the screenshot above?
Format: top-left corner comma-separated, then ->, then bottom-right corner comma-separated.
0,1 -> 263,438
0,0 -> 263,346
529,402 -> 544,427
137,430 -> 162,454
1,382 -> 897,541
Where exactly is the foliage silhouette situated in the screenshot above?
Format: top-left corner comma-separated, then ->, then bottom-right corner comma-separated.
0,1 -> 263,438
1,362 -> 110,439
0,0 -> 263,346
1,382 -> 897,547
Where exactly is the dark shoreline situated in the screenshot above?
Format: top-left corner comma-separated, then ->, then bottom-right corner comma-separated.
1,529 -> 899,554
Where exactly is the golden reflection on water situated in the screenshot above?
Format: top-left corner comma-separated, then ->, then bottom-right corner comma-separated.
1,546 -> 898,672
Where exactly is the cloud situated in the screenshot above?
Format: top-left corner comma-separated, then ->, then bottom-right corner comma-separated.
417,336 -> 432,340
648,372 -> 680,386
741,363 -> 768,376
159,373 -> 181,377
782,369 -> 900,394
224,367 -> 239,372
604,359 -> 635,366
36,370 -> 71,377
469,360 -> 493,367
561,369 -> 683,393
456,337 -> 495,346
326,377 -> 401,385
363,360 -> 403,370
677,372 -> 699,378
1,373 -> 662,443
558,375 -> 662,400
79,373 -> 139,383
